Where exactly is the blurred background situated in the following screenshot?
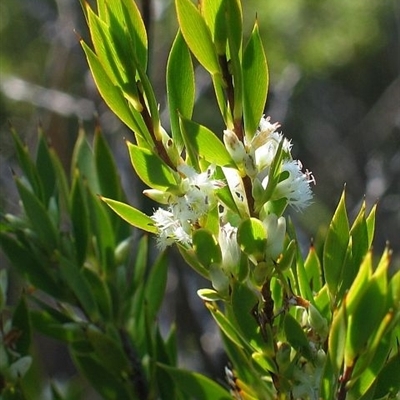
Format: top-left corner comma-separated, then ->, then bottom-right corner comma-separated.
1,0 -> 399,397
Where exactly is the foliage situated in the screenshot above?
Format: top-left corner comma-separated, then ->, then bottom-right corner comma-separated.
1,1 -> 399,399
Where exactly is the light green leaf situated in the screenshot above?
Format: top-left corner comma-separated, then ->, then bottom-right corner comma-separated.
193,229 -> 222,268
365,203 -> 376,248
179,117 -> 235,167
167,31 -> 195,153
243,21 -> 268,139
197,288 -> 223,302
158,363 -> 231,400
328,306 -> 347,375
175,0 -> 221,76
81,41 -> 141,134
304,244 -> 323,292
127,142 -> 179,191
322,190 -> 350,299
200,0 -> 228,54
237,218 -> 267,263
101,197 -> 157,234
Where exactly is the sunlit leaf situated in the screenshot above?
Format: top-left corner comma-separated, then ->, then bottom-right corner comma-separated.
101,197 -> 157,234
127,142 -> 179,191
322,190 -> 349,299
167,31 -> 195,153
243,21 -> 268,139
237,218 -> 267,263
175,0 -> 221,76
193,229 -> 222,268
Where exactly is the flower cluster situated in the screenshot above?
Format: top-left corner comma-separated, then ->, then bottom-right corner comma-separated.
150,164 -> 224,250
150,116 -> 315,281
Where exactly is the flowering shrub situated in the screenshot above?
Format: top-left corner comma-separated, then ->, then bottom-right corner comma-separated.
1,0 -> 399,399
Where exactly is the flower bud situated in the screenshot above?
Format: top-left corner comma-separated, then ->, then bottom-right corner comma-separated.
263,213 -> 286,260
223,129 -> 246,165
308,304 -> 328,340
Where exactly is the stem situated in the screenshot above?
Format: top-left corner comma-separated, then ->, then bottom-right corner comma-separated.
138,90 -> 175,170
337,363 -> 354,400
120,329 -> 148,400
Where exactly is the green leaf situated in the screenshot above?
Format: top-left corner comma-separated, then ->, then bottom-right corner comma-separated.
230,282 -> 264,352
85,326 -> 131,375
86,187 -> 116,270
284,312 -> 313,360
70,170 -> 90,267
179,117 -> 234,168
58,255 -> 99,321
81,41 -> 142,134
328,306 -> 347,375
0,234 -> 61,299
243,21 -> 268,139
72,353 -> 134,400
204,301 -> 249,351
36,130 -> 56,206
200,0 -> 228,55
175,0 -> 221,76
197,288 -> 223,302
12,296 -> 31,355
193,229 -> 222,268
10,127 -> 43,201
237,218 -> 267,263
158,363 -> 231,400
373,353 -> 400,398
345,277 -> 387,364
167,31 -> 195,153
322,190 -> 350,299
145,251 -> 168,321
365,203 -> 376,248
16,178 -> 58,250
82,268 -> 113,321
304,244 -> 323,292
101,197 -> 157,234
178,245 -> 210,279
127,142 -> 179,191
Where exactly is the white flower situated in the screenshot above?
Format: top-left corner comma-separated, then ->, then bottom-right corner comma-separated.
262,213 -> 286,259
151,207 -> 192,250
219,223 -> 241,273
151,163 -> 225,249
270,160 -> 315,211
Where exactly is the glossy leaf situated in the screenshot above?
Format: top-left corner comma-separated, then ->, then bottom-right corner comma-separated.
304,244 -> 323,292
237,218 -> 267,263
193,229 -> 222,268
101,197 -> 157,234
127,142 -> 179,191
243,21 -> 268,139
322,190 -> 350,299
200,0 -> 227,54
179,117 -> 235,168
175,0 -> 221,76
81,41 -> 141,133
167,31 -> 195,153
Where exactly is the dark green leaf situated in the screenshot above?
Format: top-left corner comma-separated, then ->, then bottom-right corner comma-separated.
284,312 -> 313,360
12,296 -> 31,355
158,363 -> 231,400
145,251 -> 168,320
15,178 -> 58,250
58,255 -> 99,321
